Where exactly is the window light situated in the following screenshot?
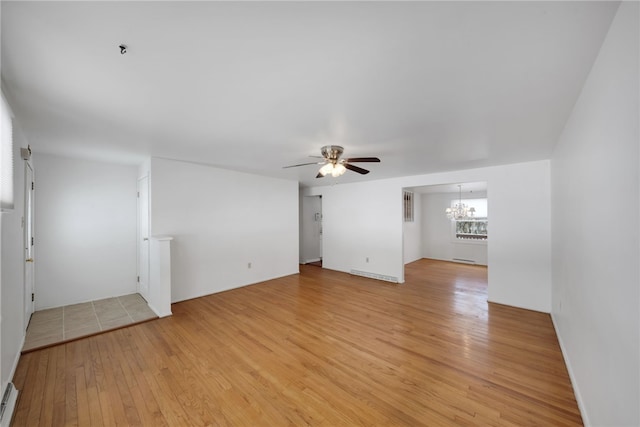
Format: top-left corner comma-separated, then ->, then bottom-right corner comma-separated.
1,93 -> 14,211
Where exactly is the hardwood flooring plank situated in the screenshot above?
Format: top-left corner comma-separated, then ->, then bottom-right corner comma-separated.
11,353 -> 35,425
11,259 -> 582,426
74,366 -> 90,427
26,351 -> 48,425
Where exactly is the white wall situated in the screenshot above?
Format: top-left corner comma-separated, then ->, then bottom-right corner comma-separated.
300,194 -> 322,263
33,154 -> 138,309
150,158 -> 299,302
305,159 -> 551,312
1,126 -> 27,403
421,191 -> 487,265
403,192 -> 422,264
550,3 -> 639,426
306,179 -> 405,282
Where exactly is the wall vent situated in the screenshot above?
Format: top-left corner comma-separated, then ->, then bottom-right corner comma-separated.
350,269 -> 399,283
0,382 -> 18,427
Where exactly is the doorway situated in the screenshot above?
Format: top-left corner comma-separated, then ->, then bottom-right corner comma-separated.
23,161 -> 35,330
403,181 -> 488,273
300,195 -> 322,265
137,175 -> 150,300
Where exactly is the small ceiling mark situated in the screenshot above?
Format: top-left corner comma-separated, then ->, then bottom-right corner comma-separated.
119,44 -> 127,55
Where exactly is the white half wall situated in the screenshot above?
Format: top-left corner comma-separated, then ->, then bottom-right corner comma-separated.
551,2 -> 639,426
420,191 -> 487,265
33,153 -> 138,309
305,159 -> 551,312
149,158 -> 299,302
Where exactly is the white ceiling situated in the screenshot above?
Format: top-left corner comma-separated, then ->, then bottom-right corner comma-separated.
1,1 -> 619,187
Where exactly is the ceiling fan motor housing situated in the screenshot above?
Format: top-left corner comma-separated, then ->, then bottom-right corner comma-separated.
321,145 -> 344,162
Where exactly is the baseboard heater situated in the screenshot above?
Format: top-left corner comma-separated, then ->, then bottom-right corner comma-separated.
452,258 -> 476,264
0,383 -> 18,427
350,269 -> 399,283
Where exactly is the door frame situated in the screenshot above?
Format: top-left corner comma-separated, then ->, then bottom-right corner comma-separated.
23,160 -> 35,329
137,175 -> 150,299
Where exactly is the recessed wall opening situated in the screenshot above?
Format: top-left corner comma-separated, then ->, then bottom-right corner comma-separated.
300,194 -> 323,266
402,181 -> 489,283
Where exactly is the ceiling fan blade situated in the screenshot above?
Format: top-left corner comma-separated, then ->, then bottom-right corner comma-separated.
316,172 -> 325,178
343,157 -> 380,163
283,162 -> 323,169
344,163 -> 370,175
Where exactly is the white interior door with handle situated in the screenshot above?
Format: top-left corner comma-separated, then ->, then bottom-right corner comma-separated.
24,162 -> 35,329
137,176 -> 150,300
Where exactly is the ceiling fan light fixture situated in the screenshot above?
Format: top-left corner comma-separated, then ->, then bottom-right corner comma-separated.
331,163 -> 346,177
319,163 -> 334,176
284,145 -> 380,179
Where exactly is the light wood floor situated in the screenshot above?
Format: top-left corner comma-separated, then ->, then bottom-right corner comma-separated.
11,259 -> 582,426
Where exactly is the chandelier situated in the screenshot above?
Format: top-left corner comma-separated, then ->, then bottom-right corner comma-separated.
445,185 -> 475,220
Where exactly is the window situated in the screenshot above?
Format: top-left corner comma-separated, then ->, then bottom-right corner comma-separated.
1,93 -> 14,211
452,198 -> 487,241
403,191 -> 414,222
455,219 -> 488,240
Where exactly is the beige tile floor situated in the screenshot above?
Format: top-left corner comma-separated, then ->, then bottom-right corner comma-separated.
23,293 -> 157,352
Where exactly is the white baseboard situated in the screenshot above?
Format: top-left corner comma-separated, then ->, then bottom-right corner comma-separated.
304,258 -> 321,264
148,303 -> 172,318
9,335 -> 25,385
551,313 -> 590,426
0,334 -> 25,427
0,383 -> 18,427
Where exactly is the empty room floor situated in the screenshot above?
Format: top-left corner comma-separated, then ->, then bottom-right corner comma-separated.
22,293 -> 157,352
12,260 -> 582,425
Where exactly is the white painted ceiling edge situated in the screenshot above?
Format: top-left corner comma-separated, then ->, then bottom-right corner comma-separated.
408,181 -> 487,194
0,1 -> 620,187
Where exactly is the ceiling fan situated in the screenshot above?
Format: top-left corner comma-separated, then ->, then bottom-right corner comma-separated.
283,145 -> 381,178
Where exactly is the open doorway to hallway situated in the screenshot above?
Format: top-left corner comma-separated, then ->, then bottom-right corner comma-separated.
300,195 -> 323,266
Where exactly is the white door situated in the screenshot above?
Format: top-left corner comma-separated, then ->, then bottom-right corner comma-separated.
24,162 -> 35,329
318,196 -> 323,261
137,176 -> 150,300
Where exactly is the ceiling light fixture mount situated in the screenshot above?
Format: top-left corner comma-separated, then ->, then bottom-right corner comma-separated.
318,145 -> 347,177
119,44 -> 127,55
445,185 -> 475,221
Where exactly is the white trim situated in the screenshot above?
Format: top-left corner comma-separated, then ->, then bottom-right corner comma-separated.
147,303 -> 172,318
0,335 -> 20,427
136,175 -> 150,296
304,258 -> 321,264
170,270 -> 300,304
551,313 -> 590,426
0,384 -> 18,427
7,335 -> 23,389
23,160 -> 35,326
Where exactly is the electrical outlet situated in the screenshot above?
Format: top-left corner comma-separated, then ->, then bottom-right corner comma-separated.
248,262 -> 252,269
366,257 -> 369,263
